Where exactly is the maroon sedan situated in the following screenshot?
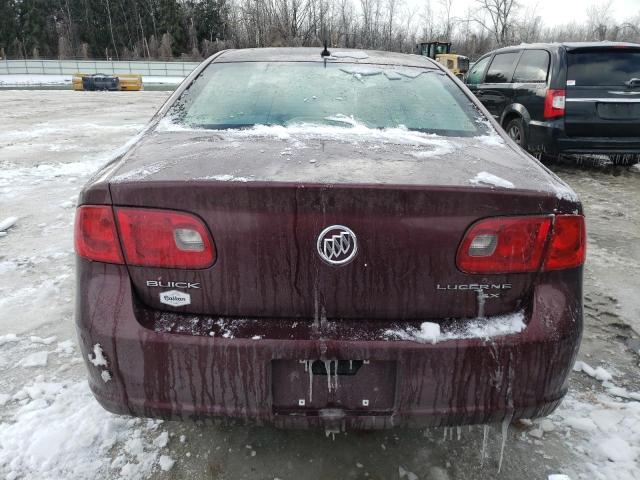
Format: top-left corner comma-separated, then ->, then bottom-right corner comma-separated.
74,48 -> 585,430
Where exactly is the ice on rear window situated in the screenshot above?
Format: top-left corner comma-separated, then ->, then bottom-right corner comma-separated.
329,51 -> 369,60
164,62 -> 486,137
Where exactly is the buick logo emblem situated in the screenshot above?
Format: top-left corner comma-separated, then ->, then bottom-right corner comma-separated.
317,225 -> 358,265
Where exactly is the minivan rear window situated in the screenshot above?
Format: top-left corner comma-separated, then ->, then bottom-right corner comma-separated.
567,50 -> 640,86
167,62 -> 488,136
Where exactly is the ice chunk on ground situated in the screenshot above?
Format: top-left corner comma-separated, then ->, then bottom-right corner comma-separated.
101,371 -> 112,383
88,343 -> 108,367
19,351 -> 48,367
0,216 -> 18,232
30,335 -> 57,345
0,334 -> 19,346
598,437 -> 635,462
153,431 -> 169,448
56,339 -> 75,355
564,417 -> 597,432
158,455 -> 175,471
606,385 -> 640,401
470,171 -> 515,189
548,475 -> 571,480
539,419 -> 555,433
574,361 -> 613,382
528,428 -> 544,439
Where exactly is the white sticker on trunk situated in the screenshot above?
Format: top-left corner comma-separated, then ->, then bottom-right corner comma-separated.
567,80 -> 576,86
159,290 -> 191,307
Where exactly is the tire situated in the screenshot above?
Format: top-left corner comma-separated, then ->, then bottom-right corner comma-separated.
505,117 -> 527,150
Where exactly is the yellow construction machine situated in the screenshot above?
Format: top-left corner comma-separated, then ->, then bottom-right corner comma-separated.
415,41 -> 470,79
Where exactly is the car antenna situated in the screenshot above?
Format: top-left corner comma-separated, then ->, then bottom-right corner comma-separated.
321,40 -> 331,59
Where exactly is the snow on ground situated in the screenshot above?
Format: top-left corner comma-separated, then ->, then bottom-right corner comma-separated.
0,74 -> 184,87
1,90 -> 640,480
0,90 -> 177,479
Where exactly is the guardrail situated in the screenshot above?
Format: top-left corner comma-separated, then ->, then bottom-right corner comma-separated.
0,59 -> 200,77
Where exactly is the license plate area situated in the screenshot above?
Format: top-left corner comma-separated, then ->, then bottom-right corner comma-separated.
272,360 -> 396,412
597,102 -> 640,120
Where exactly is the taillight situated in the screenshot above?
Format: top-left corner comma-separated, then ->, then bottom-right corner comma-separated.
115,207 -> 215,269
74,206 -> 124,264
457,215 -> 585,274
544,89 -> 565,119
457,216 -> 552,274
543,215 -> 586,271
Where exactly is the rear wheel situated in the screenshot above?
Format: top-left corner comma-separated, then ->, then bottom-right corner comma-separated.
505,117 -> 527,150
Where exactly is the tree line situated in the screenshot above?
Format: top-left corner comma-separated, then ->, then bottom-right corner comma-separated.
0,0 -> 639,62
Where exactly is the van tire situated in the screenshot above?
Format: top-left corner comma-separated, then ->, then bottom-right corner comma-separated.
505,117 -> 527,150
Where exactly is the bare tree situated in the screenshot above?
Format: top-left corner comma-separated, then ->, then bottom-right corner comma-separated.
586,0 -> 615,40
474,0 -> 518,46
439,0 -> 454,39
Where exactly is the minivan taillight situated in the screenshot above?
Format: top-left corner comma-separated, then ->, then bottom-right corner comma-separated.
544,89 -> 565,119
457,215 -> 585,274
115,207 -> 215,269
75,205 -> 124,264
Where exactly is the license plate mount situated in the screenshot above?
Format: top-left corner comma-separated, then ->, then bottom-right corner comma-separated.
271,360 -> 396,411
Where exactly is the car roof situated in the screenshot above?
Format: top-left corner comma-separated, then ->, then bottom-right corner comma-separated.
488,40 -> 640,55
211,47 -> 440,69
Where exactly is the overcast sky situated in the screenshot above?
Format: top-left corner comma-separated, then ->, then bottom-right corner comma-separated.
410,0 -> 640,27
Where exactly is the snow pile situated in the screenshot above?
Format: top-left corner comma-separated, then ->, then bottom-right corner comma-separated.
557,391 -> 640,480
384,311 -> 526,343
0,380 -> 173,480
469,171 -> 515,189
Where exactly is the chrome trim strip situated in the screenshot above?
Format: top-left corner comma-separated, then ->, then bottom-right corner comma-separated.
566,98 -> 640,103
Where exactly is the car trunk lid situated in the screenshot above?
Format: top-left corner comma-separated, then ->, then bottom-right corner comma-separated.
108,130 -> 577,320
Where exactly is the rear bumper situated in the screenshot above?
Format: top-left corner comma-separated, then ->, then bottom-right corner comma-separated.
528,120 -> 640,155
76,260 -> 582,429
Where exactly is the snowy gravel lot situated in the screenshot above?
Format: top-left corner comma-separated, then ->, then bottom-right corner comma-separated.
1,90 -> 639,480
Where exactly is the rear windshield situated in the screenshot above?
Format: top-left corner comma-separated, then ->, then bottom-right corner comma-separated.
166,62 -> 487,136
567,50 -> 640,86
